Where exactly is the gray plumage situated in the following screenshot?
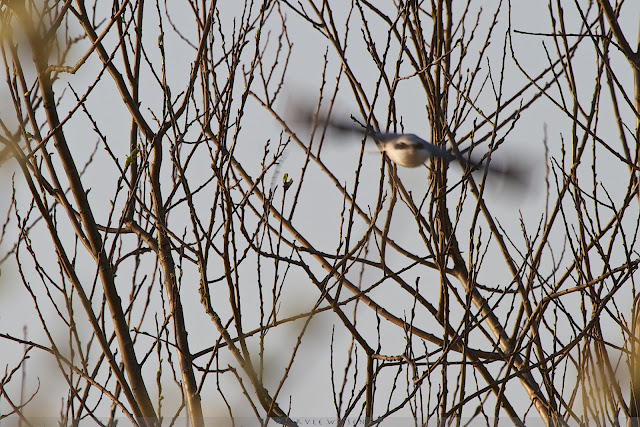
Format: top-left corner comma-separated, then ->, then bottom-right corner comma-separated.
298,108 -> 527,185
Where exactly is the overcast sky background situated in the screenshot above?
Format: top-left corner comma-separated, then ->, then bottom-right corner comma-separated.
1,0 -> 639,423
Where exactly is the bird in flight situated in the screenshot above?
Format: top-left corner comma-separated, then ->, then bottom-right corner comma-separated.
300,108 -> 528,185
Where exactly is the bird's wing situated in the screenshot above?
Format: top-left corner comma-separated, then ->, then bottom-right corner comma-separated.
295,107 -> 528,184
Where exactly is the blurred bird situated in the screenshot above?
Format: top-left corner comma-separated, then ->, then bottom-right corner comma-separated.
298,107 -> 528,186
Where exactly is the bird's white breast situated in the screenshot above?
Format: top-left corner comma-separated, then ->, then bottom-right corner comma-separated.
381,137 -> 432,168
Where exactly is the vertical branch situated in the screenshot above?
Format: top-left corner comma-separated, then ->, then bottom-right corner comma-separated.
148,122 -> 203,426
631,299 -> 640,425
7,1 -> 157,422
